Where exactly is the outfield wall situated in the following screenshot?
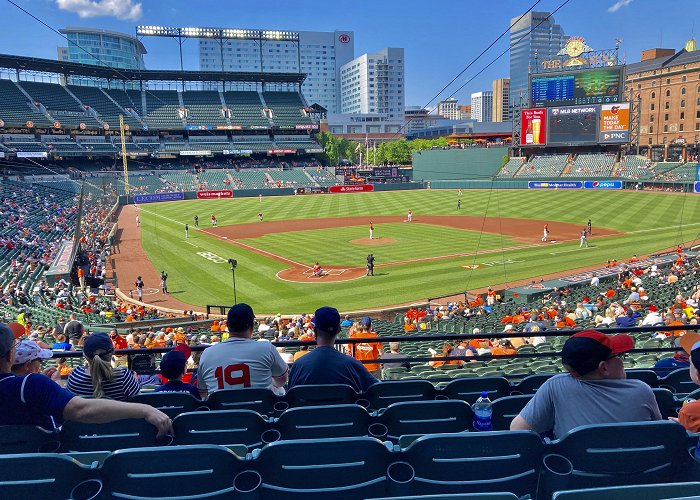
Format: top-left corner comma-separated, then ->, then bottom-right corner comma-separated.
412,148 -> 508,181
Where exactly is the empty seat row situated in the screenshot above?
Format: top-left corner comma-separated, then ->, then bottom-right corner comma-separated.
0,422 -> 697,500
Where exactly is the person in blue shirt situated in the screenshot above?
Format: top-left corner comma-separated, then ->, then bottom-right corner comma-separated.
0,323 -> 173,435
288,306 -> 379,393
155,344 -> 200,399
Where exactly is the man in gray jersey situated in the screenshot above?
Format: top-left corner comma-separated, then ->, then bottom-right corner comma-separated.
197,303 -> 288,398
510,330 -> 661,438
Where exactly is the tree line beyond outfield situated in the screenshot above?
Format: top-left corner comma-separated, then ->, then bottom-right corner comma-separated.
315,132 -> 452,166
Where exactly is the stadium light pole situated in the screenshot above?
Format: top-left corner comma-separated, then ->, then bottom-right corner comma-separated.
228,258 -> 238,304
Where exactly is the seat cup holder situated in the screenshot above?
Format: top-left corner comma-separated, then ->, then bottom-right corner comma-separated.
233,470 -> 262,495
356,398 -> 370,408
543,453 -> 574,475
368,422 -> 388,439
261,428 -> 281,444
273,401 -> 289,413
70,479 -> 103,500
39,439 -> 62,453
387,461 -> 415,484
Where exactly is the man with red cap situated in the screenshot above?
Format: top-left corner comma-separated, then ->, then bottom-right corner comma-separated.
511,330 -> 661,438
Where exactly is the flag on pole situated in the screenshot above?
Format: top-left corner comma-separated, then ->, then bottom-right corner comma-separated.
355,142 -> 361,152
364,133 -> 369,149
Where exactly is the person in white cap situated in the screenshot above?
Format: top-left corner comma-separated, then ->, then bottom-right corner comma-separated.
11,340 -> 54,376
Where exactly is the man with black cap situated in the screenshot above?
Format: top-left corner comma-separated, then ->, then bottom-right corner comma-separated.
197,303 -> 288,398
288,306 -> 379,392
510,330 -> 661,438
0,323 -> 172,436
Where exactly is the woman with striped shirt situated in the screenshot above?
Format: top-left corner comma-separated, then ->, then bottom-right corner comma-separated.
67,333 -> 140,401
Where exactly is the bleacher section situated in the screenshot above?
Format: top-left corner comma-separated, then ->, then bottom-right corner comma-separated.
19,81 -> 100,129
654,162 -> 695,181
616,155 -> 654,179
0,79 -> 53,127
562,152 -> 616,177
222,91 -> 270,128
143,90 -> 184,129
181,91 -> 228,127
267,169 -> 312,187
497,157 -> 525,177
66,85 -> 142,130
514,154 -> 569,177
262,91 -> 313,128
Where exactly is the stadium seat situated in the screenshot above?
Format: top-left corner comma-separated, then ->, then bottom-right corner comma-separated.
625,369 -> 659,388
438,376 -> 511,404
205,387 -> 279,415
0,453 -> 101,500
491,395 -> 533,431
284,383 -> 359,409
59,418 -> 166,452
652,388 -> 680,419
370,400 -> 472,442
357,380 -> 438,411
511,373 -> 554,395
0,425 -> 60,454
659,368 -> 696,395
101,444 -> 248,499
275,404 -> 372,440
552,482 -> 700,500
254,437 -> 393,498
398,431 -> 544,497
540,421 -> 695,498
172,409 -> 277,449
130,392 -> 205,418
372,494 -> 520,500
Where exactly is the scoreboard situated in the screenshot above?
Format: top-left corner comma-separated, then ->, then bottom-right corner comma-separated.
530,67 -> 623,108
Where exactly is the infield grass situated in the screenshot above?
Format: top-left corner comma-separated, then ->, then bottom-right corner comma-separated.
138,189 -> 700,313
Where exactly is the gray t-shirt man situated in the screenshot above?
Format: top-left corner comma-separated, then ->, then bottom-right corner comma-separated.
518,373 -> 661,438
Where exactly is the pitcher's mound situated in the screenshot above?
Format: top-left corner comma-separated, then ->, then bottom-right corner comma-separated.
351,237 -> 397,245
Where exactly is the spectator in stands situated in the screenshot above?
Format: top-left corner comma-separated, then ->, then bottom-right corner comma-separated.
288,306 -> 379,392
155,344 -> 200,399
0,324 -> 172,435
615,308 -> 639,328
197,303 -> 288,398
51,334 -> 73,351
66,333 -> 140,401
64,313 -> 84,345
11,340 -> 55,378
654,337 -> 690,377
276,346 -> 294,364
674,333 -> 700,433
381,342 -> 412,370
347,317 -> 384,378
510,330 -> 661,438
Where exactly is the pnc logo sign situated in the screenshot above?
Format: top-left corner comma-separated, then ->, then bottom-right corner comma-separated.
338,34 -> 351,43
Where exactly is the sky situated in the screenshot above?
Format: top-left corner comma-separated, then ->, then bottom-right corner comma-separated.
2,0 -> 699,110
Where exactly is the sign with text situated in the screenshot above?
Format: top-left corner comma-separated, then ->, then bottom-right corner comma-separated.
520,108 -> 547,146
329,184 -> 374,193
133,192 -> 185,204
267,148 -> 297,155
528,181 -> 583,189
223,149 -> 253,155
295,124 -> 318,130
197,189 -> 233,199
17,151 -> 48,158
584,180 -> 623,190
599,103 -> 630,143
180,150 -> 211,156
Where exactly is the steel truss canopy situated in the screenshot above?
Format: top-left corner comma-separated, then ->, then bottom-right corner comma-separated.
136,26 -> 300,41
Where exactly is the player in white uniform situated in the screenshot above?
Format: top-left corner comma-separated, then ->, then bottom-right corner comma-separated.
407,210 -> 412,222
197,303 -> 288,397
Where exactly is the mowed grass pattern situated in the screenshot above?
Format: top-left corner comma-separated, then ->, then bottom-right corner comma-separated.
138,189 -> 700,313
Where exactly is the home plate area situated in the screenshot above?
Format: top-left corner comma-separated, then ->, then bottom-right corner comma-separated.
302,268 -> 348,278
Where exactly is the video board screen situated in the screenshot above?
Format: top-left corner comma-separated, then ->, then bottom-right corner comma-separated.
530,67 -> 622,107
546,105 -> 599,146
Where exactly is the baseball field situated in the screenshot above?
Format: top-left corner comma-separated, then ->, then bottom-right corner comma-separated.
120,188 -> 700,314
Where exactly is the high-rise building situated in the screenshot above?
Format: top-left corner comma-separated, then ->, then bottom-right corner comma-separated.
58,27 -> 146,69
198,30 -> 354,113
340,48 -> 404,119
438,98 -> 459,119
458,105 -> 472,120
492,78 -> 511,122
404,106 -> 439,132
509,11 -> 566,106
471,91 -> 493,123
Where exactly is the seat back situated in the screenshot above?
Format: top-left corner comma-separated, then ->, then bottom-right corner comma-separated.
511,374 -> 554,395
101,444 -> 250,499
172,410 -> 277,449
652,388 -> 680,419
398,431 -> 544,497
372,400 -> 472,442
205,387 -> 279,415
130,392 -> 204,418
541,421 -> 693,497
625,369 -> 659,388
255,437 -> 391,499
552,481 -> 700,500
59,419 -> 164,452
283,384 -> 358,410
0,425 -> 60,454
659,368 -> 696,395
275,404 -> 371,440
0,453 -> 101,500
492,395 -> 533,431
358,380 -> 438,411
439,376 -> 511,404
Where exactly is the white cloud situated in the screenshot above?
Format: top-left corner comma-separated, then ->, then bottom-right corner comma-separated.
56,0 -> 143,21
608,0 -> 633,13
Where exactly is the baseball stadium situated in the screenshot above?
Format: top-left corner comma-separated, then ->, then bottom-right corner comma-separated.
1,13 -> 700,500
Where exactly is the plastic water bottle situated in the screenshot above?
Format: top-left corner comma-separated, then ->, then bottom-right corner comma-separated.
473,391 -> 493,431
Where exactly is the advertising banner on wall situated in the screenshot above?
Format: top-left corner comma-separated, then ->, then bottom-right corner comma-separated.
520,108 -> 547,146
17,151 -> 48,158
196,190 -> 233,199
329,184 -> 374,193
528,181 -> 583,189
599,103 -> 630,143
133,192 -> 185,204
583,180 -> 623,189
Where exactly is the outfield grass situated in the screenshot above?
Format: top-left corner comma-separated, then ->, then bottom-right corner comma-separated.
138,189 -> 700,313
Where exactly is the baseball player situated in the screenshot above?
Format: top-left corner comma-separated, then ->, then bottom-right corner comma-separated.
542,224 -> 549,242
407,210 -> 412,222
369,222 -> 374,240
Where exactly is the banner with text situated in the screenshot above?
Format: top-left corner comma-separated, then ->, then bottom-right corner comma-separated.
197,189 -> 233,199
520,108 -> 547,146
583,180 -> 623,190
599,103 -> 630,143
528,181 -> 583,189
133,192 -> 185,204
267,148 -> 297,155
17,151 -> 48,158
329,184 -> 374,193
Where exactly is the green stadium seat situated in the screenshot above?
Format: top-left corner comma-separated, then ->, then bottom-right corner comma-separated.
439,376 -> 511,404
276,404 -> 371,440
59,418 -> 165,452
172,409 -> 275,449
205,387 -> 279,415
0,425 -> 60,454
357,380 -> 438,411
370,400 -> 472,442
659,368 -> 696,395
552,482 -> 700,500
491,395 -> 533,431
130,392 -> 205,418
284,384 -> 359,408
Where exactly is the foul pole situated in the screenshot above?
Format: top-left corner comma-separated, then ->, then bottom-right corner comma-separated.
119,114 -> 130,198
